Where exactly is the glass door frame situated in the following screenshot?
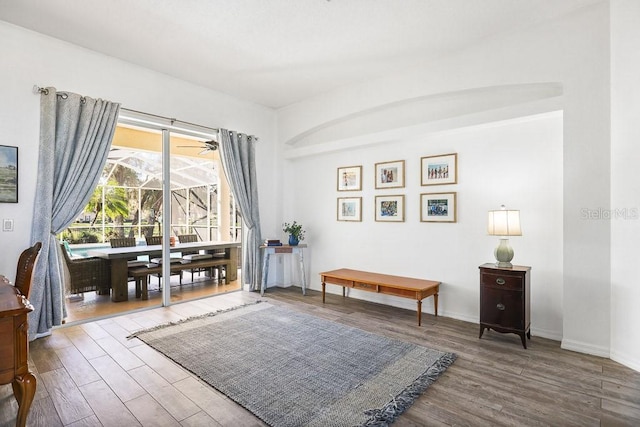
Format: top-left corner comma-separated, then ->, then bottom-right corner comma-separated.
119,111 -> 218,307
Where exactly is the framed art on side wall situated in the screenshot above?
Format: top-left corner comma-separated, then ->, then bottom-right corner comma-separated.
337,197 -> 362,222
421,192 -> 457,223
375,195 -> 405,222
0,145 -> 18,203
421,153 -> 457,186
375,160 -> 405,189
337,165 -> 362,191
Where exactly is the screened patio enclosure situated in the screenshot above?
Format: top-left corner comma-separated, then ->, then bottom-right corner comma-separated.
63,125 -> 241,249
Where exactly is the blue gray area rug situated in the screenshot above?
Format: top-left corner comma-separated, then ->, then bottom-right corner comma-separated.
130,302 -> 456,427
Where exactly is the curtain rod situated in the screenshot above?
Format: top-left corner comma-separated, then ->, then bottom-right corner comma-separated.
33,85 -> 259,141
119,107 -> 220,133
33,85 -> 220,133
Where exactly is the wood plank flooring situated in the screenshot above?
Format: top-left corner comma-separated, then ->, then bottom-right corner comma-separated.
2,287 -> 639,426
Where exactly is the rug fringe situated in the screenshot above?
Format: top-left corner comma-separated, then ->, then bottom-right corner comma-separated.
361,351 -> 457,427
126,300 -> 263,339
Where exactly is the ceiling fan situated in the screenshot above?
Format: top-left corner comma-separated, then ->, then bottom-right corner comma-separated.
178,140 -> 219,154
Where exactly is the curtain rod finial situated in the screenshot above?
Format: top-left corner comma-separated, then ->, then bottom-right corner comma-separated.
33,85 -> 49,95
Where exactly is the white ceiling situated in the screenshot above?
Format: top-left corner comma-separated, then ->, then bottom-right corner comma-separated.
0,0 -> 598,109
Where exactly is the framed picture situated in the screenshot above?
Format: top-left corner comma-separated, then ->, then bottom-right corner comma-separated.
375,160 -> 405,189
375,195 -> 405,222
421,153 -> 457,186
0,145 -> 18,203
421,192 -> 457,223
337,165 -> 362,191
337,197 -> 362,222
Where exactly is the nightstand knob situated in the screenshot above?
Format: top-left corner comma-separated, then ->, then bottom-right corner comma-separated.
496,278 -> 506,285
496,303 -> 505,311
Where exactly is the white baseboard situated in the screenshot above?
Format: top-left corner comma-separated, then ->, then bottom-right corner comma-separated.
561,338 -> 610,358
530,327 -> 563,342
610,349 -> 640,373
438,310 -> 476,324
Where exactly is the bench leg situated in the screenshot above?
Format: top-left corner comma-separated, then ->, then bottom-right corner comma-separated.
141,277 -> 148,300
134,276 -> 148,300
417,300 -> 422,326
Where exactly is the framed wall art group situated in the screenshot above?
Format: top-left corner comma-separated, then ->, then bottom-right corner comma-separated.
336,153 -> 458,223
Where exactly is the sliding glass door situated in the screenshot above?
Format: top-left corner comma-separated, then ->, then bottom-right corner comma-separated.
62,111 -> 241,322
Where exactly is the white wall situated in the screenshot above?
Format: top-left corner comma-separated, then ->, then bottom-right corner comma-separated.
4,2 -> 636,370
0,21 -> 278,279
282,113 -> 563,339
610,0 -> 640,372
278,2 -> 614,358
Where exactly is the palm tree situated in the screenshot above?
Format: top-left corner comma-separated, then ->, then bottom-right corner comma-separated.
86,179 -> 129,227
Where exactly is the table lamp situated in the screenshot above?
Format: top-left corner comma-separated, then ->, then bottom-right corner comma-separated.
487,205 -> 522,268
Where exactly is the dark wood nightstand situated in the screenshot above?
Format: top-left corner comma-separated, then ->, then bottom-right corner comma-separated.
479,263 -> 531,349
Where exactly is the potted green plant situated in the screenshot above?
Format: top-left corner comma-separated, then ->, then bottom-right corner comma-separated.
283,221 -> 305,246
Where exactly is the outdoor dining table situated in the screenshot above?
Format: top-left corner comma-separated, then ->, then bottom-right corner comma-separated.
87,241 -> 241,302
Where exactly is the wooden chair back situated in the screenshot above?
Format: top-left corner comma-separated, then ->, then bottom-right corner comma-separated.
145,236 -> 162,246
110,237 -> 136,248
15,242 -> 42,297
177,234 -> 198,244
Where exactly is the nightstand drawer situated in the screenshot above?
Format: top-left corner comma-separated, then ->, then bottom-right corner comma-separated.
480,287 -> 524,329
480,271 -> 524,290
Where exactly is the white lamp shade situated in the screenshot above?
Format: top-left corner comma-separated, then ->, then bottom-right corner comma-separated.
488,209 -> 522,236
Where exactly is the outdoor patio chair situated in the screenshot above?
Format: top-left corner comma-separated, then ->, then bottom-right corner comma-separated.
109,237 -> 147,267
144,235 -> 162,246
60,244 -> 111,295
109,237 -> 136,248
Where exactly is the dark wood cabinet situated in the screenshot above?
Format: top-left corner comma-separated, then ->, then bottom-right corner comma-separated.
479,264 -> 531,349
0,278 -> 36,427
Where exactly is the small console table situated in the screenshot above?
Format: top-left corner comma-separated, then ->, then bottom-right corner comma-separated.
260,244 -> 307,296
320,268 -> 440,326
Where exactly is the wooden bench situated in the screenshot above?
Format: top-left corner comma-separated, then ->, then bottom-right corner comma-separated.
320,268 -> 440,326
130,258 -> 229,300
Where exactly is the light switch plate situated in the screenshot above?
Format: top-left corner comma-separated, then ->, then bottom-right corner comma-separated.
2,219 -> 14,232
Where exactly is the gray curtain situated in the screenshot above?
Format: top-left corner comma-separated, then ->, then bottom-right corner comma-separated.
219,130 -> 262,291
29,87 -> 120,338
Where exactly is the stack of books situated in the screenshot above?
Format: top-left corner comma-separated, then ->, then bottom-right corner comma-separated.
264,239 -> 282,246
